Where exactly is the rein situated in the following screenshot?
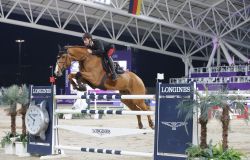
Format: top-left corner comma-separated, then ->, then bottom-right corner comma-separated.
67,48 -> 91,61
79,51 -> 90,61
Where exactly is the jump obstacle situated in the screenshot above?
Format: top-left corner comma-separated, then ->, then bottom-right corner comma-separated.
27,83 -> 197,160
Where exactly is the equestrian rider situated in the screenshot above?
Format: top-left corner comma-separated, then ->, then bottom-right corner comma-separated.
82,32 -> 118,81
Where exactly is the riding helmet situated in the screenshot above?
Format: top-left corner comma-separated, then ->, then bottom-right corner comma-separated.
82,32 -> 92,39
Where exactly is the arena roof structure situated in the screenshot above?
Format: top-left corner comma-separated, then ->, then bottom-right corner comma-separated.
0,0 -> 250,75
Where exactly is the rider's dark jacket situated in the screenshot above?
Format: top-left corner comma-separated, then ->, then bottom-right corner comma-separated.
85,39 -> 106,56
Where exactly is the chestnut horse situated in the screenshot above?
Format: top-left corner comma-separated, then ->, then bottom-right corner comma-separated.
54,46 -> 154,129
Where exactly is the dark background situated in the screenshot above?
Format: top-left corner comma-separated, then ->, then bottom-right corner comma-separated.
0,22 -> 185,91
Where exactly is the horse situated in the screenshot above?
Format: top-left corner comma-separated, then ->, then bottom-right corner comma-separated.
54,46 -> 154,129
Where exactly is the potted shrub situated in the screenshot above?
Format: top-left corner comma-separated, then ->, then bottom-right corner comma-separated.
185,143 -> 204,159
0,132 -> 17,154
0,85 -> 30,156
216,147 -> 245,159
186,142 -> 245,160
15,133 -> 30,157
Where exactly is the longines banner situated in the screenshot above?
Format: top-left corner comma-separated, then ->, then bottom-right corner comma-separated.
154,83 -> 194,160
57,125 -> 154,138
27,86 -> 54,155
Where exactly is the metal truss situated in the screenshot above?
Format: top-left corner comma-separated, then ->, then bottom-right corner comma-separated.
0,0 -> 250,71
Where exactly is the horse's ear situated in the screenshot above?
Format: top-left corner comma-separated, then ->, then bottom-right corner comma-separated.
58,45 -> 62,52
64,45 -> 70,49
58,45 -> 69,56
58,45 -> 64,55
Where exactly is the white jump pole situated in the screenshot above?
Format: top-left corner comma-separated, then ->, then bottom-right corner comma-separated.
55,109 -> 154,115
55,94 -> 155,100
55,145 -> 153,157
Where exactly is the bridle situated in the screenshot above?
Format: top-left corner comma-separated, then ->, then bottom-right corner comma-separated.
56,53 -> 70,74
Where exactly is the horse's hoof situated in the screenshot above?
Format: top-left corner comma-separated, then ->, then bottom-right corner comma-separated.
72,86 -> 77,90
149,122 -> 155,129
138,124 -> 143,129
78,87 -> 86,91
74,86 -> 86,91
73,86 -> 83,91
78,85 -> 87,91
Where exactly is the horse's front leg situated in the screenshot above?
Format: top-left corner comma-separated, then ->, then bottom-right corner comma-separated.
68,73 -> 78,90
73,72 -> 87,91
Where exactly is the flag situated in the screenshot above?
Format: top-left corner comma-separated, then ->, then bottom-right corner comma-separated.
50,76 -> 55,83
128,0 -> 142,15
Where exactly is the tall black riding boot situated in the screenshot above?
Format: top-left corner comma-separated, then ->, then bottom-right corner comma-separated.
107,57 -> 118,81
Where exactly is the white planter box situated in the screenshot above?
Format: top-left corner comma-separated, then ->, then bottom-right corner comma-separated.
63,114 -> 72,119
15,142 -> 30,157
192,158 -> 211,160
4,143 -> 15,154
92,114 -> 102,119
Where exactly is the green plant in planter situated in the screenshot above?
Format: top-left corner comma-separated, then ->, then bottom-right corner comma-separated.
16,133 -> 28,146
186,141 -> 214,159
217,148 -> 245,160
185,143 -> 203,158
0,132 -> 18,148
186,142 -> 245,160
211,143 -> 224,158
57,113 -> 64,119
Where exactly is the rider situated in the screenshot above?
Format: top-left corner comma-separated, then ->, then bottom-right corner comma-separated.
82,32 -> 118,81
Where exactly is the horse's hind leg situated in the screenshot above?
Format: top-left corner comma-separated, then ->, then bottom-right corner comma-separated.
136,115 -> 143,129
145,104 -> 154,129
147,115 -> 154,129
121,100 -> 143,129
137,101 -> 155,129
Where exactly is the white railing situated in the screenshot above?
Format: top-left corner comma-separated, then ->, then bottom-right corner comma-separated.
55,94 -> 155,100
